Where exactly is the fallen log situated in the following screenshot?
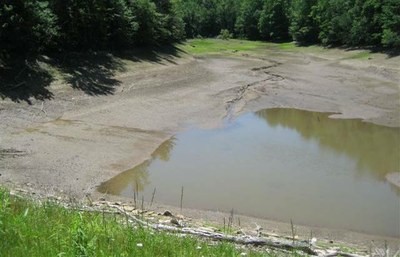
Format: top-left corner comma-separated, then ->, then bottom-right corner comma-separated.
111,205 -> 317,255
323,251 -> 366,257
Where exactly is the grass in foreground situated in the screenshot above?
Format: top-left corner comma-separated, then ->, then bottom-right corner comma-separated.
0,189 -> 273,257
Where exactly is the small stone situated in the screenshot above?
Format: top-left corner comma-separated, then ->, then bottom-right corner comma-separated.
176,214 -> 184,219
173,218 -> 185,227
311,237 -> 317,245
240,252 -> 247,256
170,218 -> 181,226
136,243 -> 143,248
99,197 -> 106,201
198,227 -> 215,232
159,219 -> 170,224
123,206 -> 135,212
196,246 -> 202,250
163,210 -> 173,217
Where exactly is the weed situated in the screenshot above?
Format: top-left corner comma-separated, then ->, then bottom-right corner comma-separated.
0,188 -> 271,257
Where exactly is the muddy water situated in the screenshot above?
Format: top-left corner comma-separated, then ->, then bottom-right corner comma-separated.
99,108 -> 400,237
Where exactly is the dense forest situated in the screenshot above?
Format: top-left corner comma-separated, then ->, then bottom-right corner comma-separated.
1,0 -> 399,60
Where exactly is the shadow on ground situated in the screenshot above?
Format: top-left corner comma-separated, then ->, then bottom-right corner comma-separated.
53,52 -> 124,96
333,45 -> 400,58
0,45 -> 184,104
0,58 -> 54,105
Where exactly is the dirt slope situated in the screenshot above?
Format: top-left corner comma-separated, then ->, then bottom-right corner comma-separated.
1,46 -> 399,246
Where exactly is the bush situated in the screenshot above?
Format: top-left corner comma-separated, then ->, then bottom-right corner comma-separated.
218,29 -> 233,40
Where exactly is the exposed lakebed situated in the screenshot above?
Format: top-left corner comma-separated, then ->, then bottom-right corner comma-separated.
99,108 -> 400,237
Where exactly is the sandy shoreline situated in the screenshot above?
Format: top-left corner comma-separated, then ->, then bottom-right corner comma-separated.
1,45 -> 399,248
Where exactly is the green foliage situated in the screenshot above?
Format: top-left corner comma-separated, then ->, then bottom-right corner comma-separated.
289,0 -> 319,44
218,29 -> 233,40
1,0 -> 399,69
235,0 -> 263,40
381,0 -> 400,47
175,0 -> 203,38
50,0 -> 141,49
175,0 -> 241,38
1,0 -> 185,56
0,188 -> 267,257
215,0 -> 241,35
258,0 -> 290,41
0,0 -> 58,58
347,0 -> 382,45
313,0 -> 353,46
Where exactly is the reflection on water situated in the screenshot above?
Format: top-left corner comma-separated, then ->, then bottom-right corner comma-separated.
98,138 -> 175,195
99,109 -> 400,237
256,109 -> 400,180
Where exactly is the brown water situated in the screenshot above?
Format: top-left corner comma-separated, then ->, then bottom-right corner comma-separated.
99,108 -> 400,237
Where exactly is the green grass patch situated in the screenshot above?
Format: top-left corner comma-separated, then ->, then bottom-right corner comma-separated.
345,51 -> 372,60
181,38 -> 268,55
180,38 -> 307,56
277,42 -> 297,50
0,188 -> 272,257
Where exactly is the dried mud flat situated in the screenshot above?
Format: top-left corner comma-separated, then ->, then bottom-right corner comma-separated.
1,46 -> 399,249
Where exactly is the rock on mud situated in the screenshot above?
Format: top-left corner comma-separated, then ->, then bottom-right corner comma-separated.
386,172 -> 400,188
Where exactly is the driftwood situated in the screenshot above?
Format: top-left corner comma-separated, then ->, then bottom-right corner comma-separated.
0,149 -> 26,157
40,101 -> 47,115
110,205 -> 318,255
0,152 -> 25,156
323,252 -> 366,257
108,205 -> 370,257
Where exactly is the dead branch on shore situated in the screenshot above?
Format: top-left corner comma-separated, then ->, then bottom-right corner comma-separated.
323,253 -> 366,257
0,149 -> 26,158
108,204 -> 318,255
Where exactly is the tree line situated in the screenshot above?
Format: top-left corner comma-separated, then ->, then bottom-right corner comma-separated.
1,0 -> 399,61
177,0 -> 399,48
0,0 -> 185,60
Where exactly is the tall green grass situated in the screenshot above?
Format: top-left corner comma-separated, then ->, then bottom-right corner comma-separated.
0,189 -> 271,257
